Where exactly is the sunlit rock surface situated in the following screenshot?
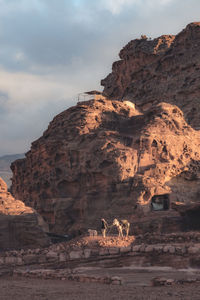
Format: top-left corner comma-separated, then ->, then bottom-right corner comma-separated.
102,22 -> 200,129
11,98 -> 200,235
0,177 -> 50,249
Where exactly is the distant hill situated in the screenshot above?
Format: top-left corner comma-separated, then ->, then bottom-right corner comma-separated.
0,154 -> 24,187
0,154 -> 25,171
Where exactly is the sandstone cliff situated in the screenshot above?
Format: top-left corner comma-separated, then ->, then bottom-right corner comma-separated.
101,22 -> 200,129
11,98 -> 200,235
0,177 -> 50,249
10,22 -> 200,235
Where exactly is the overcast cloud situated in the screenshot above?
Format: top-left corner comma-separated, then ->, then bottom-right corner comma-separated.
0,0 -> 200,156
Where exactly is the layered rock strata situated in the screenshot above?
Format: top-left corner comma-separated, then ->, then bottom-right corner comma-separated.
0,177 -> 50,249
101,22 -> 200,129
11,98 -> 200,235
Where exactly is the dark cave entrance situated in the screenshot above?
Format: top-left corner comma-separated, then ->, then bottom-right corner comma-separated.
151,194 -> 170,211
181,208 -> 200,231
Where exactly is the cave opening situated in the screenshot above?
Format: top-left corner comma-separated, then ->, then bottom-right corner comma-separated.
151,194 -> 170,211
182,208 -> 200,231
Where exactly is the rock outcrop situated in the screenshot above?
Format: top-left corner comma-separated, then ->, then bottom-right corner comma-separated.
0,154 -> 24,187
0,177 -> 50,250
10,22 -> 200,235
11,98 -> 200,235
101,22 -> 200,129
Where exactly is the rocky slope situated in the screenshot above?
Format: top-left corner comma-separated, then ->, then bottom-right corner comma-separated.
11,98 -> 200,235
0,177 -> 50,249
101,22 -> 200,129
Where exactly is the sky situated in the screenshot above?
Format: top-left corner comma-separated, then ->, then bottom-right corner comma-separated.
0,0 -> 200,156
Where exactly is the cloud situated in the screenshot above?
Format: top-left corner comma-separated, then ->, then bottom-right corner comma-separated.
99,0 -> 175,15
0,65 -> 103,155
101,0 -> 139,15
0,0 -> 200,155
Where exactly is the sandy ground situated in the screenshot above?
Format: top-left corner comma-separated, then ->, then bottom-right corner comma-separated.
2,263 -> 200,300
1,275 -> 200,300
2,236 -> 200,299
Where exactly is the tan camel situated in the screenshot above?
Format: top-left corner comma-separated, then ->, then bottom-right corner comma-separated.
112,218 -> 130,237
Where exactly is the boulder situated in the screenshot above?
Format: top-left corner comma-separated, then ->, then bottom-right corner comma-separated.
0,177 -> 50,250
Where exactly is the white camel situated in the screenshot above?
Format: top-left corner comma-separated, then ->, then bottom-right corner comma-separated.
112,218 -> 130,237
88,229 -> 98,237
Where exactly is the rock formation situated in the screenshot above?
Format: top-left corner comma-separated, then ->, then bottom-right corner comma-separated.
11,97 -> 200,235
0,153 -> 24,187
10,22 -> 200,235
101,22 -> 200,129
0,177 -> 50,249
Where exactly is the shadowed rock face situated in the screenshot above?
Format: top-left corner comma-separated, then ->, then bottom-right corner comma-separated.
0,154 -> 24,187
11,99 -> 200,235
101,22 -> 200,129
0,177 -> 50,250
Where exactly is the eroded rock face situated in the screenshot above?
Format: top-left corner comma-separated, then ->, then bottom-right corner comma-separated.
101,34 -> 175,100
0,177 -> 50,249
101,22 -> 200,129
11,99 -> 200,235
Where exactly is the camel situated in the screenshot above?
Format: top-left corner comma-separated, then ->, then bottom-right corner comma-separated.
101,218 -> 109,238
112,218 -> 130,237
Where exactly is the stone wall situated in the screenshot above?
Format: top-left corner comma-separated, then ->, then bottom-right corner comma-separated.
13,269 -> 122,285
135,231 -> 200,244
1,239 -> 200,268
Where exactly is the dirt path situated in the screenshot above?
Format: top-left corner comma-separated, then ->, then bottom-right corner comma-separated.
2,267 -> 200,300
2,235 -> 200,299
